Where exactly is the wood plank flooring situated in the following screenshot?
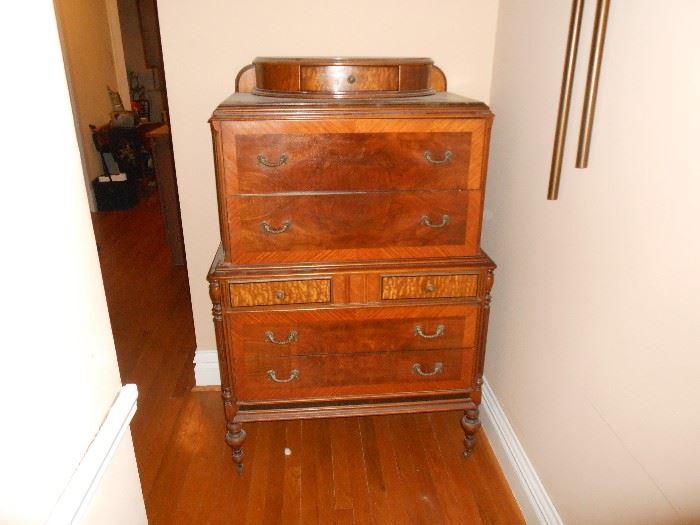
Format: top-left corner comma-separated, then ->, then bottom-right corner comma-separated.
92,192 -> 524,525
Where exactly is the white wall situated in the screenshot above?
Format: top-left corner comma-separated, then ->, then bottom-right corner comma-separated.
484,1 -> 700,523
0,3 -> 145,523
80,432 -> 147,525
157,0 -> 500,352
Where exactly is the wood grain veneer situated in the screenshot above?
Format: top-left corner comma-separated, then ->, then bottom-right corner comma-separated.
382,273 -> 479,300
227,304 -> 480,357
216,259 -> 490,307
221,118 -> 487,194
208,58 -> 496,473
235,348 -> 474,401
234,131 -> 474,193
229,278 -> 331,307
227,191 -> 477,264
301,65 -> 399,93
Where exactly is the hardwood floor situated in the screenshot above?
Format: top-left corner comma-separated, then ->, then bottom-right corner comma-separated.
92,192 -> 524,525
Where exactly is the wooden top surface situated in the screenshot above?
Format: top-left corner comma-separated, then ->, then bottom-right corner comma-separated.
252,56 -> 433,65
211,92 -> 492,120
208,243 -> 495,277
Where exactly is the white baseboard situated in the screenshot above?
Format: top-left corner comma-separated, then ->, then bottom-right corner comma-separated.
194,348 -> 220,386
47,384 -> 139,525
481,378 -> 563,525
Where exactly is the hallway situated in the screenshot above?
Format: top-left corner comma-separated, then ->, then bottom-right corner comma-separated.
91,194 -> 523,524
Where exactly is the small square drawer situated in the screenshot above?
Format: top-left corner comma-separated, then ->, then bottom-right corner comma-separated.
230,278 -> 331,307
381,273 -> 478,301
300,65 -> 398,93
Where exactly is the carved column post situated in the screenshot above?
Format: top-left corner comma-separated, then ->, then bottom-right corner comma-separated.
209,279 -> 246,473
473,268 -> 495,405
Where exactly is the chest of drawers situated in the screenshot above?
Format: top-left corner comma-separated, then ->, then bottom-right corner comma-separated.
207,58 -> 495,472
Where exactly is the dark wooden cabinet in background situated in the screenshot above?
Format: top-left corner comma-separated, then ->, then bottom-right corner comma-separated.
208,57 -> 495,472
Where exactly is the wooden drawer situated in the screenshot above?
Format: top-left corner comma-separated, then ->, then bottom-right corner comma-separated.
233,132 -> 473,193
382,273 -> 479,301
226,190 -> 482,264
227,304 -> 479,357
234,348 -> 474,401
301,65 -> 398,93
229,278 -> 331,307
220,119 -> 488,193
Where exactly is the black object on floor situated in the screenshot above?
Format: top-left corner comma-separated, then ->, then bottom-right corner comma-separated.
92,176 -> 138,211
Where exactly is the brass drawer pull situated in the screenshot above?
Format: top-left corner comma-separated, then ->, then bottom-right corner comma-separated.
274,289 -> 285,300
412,362 -> 444,377
420,215 -> 449,228
347,74 -> 357,84
423,150 -> 452,165
257,153 -> 288,168
265,330 -> 298,345
267,369 -> 300,383
424,282 -> 435,293
414,324 -> 445,339
261,220 -> 291,234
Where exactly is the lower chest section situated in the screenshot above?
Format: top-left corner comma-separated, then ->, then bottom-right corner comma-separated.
213,261 -> 494,411
228,304 -> 479,402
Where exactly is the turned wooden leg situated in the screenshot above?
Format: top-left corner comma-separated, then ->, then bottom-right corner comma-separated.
461,401 -> 481,458
225,420 -> 247,474
211,281 -> 246,474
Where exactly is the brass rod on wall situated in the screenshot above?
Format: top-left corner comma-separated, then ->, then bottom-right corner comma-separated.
576,0 -> 611,168
547,0 -> 585,200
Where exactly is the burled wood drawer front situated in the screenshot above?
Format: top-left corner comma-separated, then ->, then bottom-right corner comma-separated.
229,278 -> 331,307
382,273 -> 479,301
227,304 -> 479,357
226,190 -> 481,264
220,119 -> 488,193
301,65 -> 398,93
234,348 -> 474,401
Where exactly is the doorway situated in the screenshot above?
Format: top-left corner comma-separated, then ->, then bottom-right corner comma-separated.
53,0 -> 197,507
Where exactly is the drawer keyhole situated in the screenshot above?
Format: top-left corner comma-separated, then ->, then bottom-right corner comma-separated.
275,290 -> 286,300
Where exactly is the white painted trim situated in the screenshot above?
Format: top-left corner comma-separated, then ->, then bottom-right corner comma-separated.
47,384 -> 139,525
194,348 -> 221,386
481,378 -> 563,525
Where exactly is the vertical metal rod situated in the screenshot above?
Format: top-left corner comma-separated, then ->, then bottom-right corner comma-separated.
576,0 -> 611,168
548,0 -> 585,200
